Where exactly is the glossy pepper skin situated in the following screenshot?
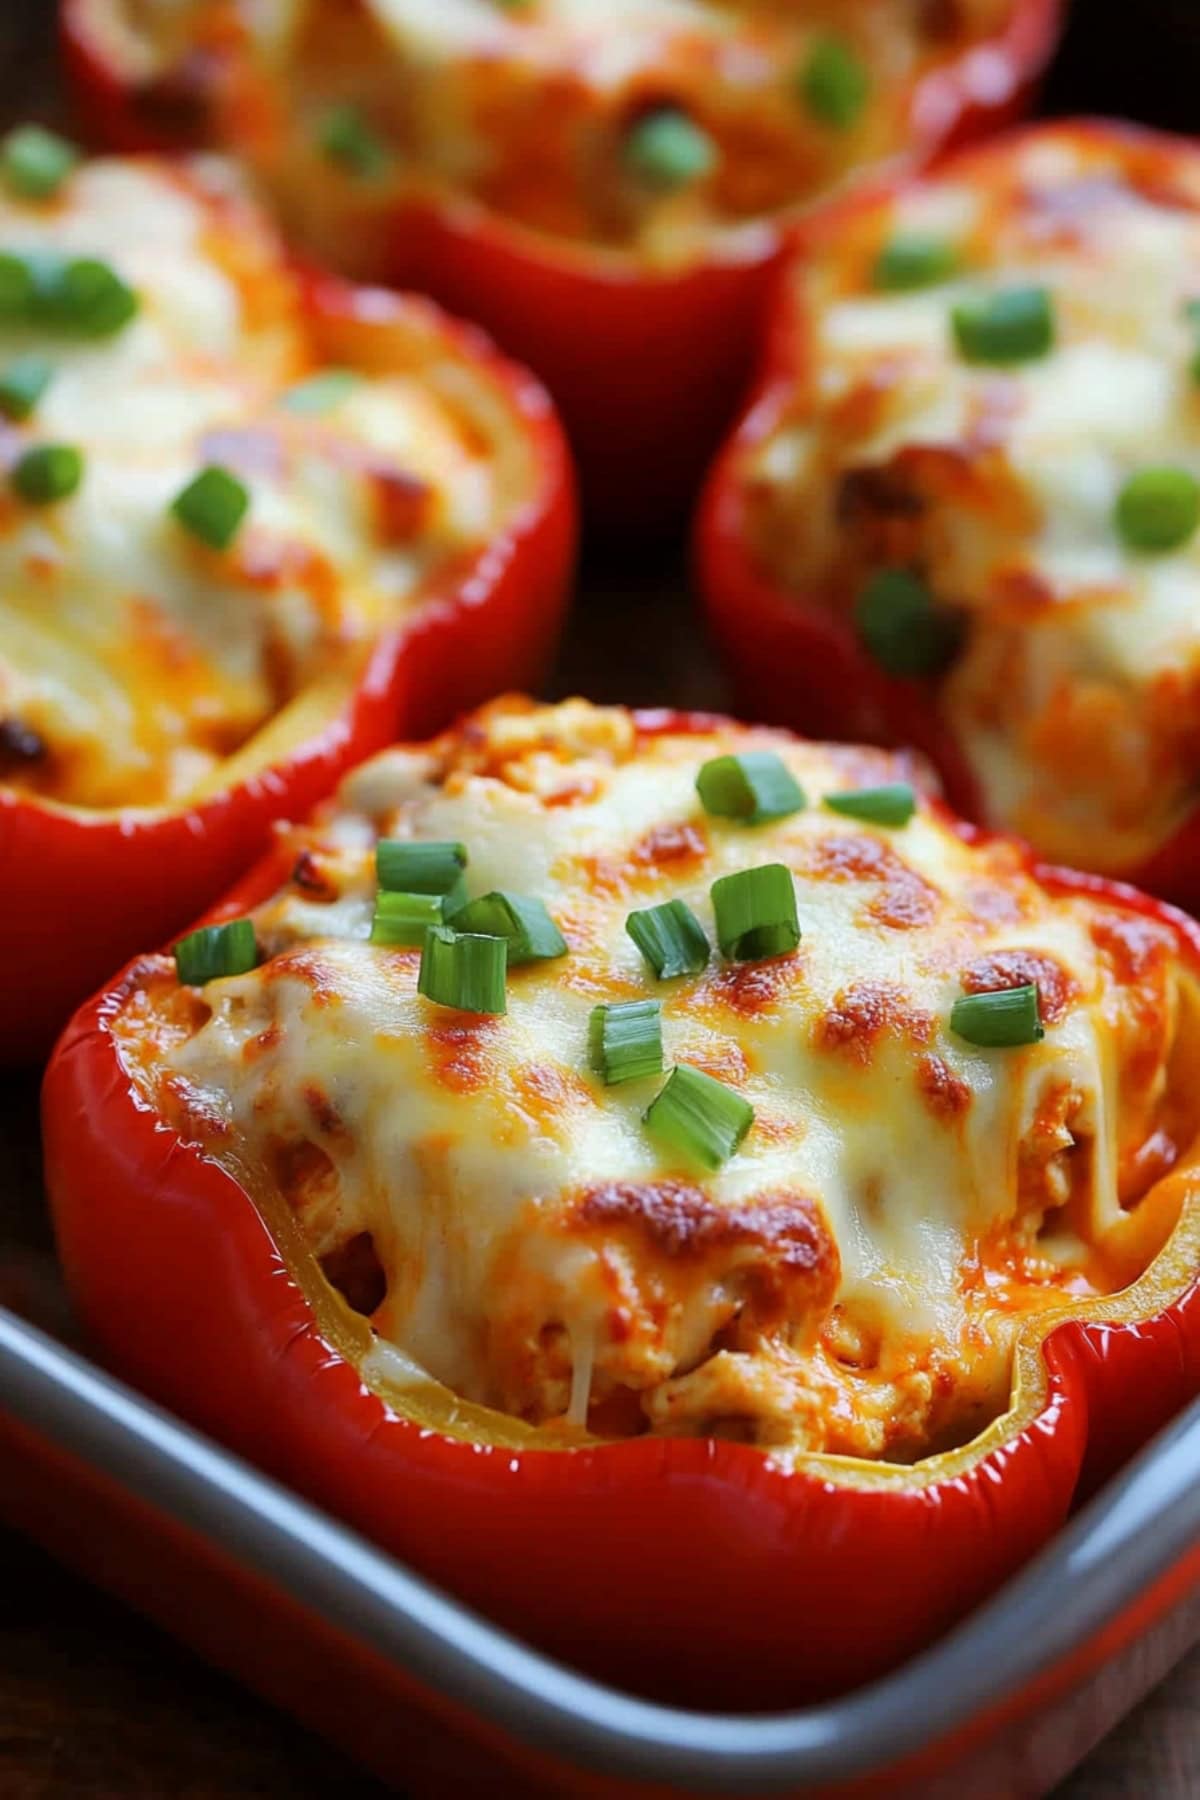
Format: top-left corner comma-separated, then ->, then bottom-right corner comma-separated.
1,271 -> 575,1065
61,0 -> 1062,534
695,120 -> 1200,914
41,713 -> 1200,1712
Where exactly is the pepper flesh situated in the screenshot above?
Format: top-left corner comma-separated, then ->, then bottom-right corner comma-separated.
41,713 -> 1200,1711
696,119 -> 1200,911
1,268 -> 575,1064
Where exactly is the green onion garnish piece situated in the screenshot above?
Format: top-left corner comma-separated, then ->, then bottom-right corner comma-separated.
588,999 -> 664,1086
0,251 -> 137,336
1114,466 -> 1200,554
643,1064 -> 754,1172
624,109 -> 717,190
873,232 -> 959,292
0,125 -> 79,200
696,751 -> 806,825
0,252 -> 35,318
418,925 -> 507,1015
44,256 -> 139,337
174,918 -> 259,986
0,353 -> 52,421
711,863 -> 800,963
951,285 -> 1055,365
855,567 -> 960,678
449,891 -> 567,966
625,898 -> 710,980
282,369 -> 359,415
171,465 -> 250,551
12,442 -> 82,504
799,36 -> 870,130
371,890 -> 444,948
376,839 -> 467,896
950,982 -> 1044,1048
824,782 -> 916,827
318,104 -> 391,178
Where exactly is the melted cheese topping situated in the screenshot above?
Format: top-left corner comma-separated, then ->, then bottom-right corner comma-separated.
107,0 -> 1012,266
115,698 -> 1199,1462
745,124 -> 1200,873
0,154 -> 512,808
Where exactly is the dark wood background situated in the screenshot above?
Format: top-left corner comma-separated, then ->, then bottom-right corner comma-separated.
4,1 -> 1200,1793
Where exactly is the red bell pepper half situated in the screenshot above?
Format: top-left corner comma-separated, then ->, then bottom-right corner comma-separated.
61,0 -> 1063,532
1,271 -> 575,1064
697,119 -> 1200,912
41,713 -> 1200,1712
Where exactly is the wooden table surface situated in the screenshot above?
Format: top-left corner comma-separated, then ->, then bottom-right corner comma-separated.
3,2 -> 1200,1794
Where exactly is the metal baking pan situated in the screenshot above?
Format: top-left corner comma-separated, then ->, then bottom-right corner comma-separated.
2,1300 -> 1198,1798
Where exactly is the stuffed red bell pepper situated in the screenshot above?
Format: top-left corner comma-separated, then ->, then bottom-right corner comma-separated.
0,135 -> 574,1062
43,696 -> 1200,1709
62,0 -> 1062,530
699,119 -> 1200,910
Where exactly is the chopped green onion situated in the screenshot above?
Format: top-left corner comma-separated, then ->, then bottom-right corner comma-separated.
44,256 -> 139,337
855,568 -> 960,678
643,1064 -> 754,1172
1114,466 -> 1200,554
711,863 -> 800,963
282,369 -> 359,415
799,36 -> 870,130
376,839 -> 467,896
824,782 -> 916,827
625,898 -> 710,980
174,918 -> 258,986
0,252 -> 35,318
696,751 -> 806,825
873,232 -> 959,292
171,465 -> 250,551
0,353 -> 52,421
449,891 -> 567,966
418,926 -> 507,1015
950,982 -> 1044,1048
624,109 -> 717,190
371,890 -> 444,947
0,125 -> 79,200
588,999 -> 663,1085
951,286 -> 1055,365
12,442 -> 82,504
318,104 -> 391,178
0,251 -> 137,336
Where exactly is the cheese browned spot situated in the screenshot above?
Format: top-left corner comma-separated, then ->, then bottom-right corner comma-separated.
0,153 -> 522,810
104,0 -> 1013,268
814,978 -> 934,1063
113,699 -> 1200,1462
744,124 -> 1200,874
